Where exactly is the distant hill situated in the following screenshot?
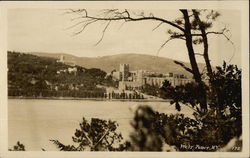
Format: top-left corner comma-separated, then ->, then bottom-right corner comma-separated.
29,52 -> 206,77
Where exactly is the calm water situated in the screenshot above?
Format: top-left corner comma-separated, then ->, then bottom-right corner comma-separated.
8,99 -> 193,151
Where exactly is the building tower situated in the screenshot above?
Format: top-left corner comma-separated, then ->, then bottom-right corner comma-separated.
120,64 -> 130,81
59,55 -> 65,63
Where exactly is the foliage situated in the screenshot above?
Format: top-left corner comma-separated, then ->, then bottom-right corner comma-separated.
157,62 -> 242,151
129,106 -> 163,151
50,117 -> 125,151
160,81 -> 207,112
128,105 -> 209,151
210,61 -> 241,114
140,84 -> 161,97
208,62 -> 242,141
9,141 -> 25,151
128,104 -> 242,151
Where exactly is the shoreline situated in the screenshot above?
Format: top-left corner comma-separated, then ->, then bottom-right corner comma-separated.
8,96 -> 170,102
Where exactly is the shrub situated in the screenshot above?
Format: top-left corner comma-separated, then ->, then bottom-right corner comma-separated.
50,117 -> 125,151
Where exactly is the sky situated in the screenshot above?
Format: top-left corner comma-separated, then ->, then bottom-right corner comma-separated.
7,9 -> 242,67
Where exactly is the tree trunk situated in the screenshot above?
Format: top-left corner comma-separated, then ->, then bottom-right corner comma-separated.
193,10 -> 222,115
192,10 -> 214,82
180,9 -> 207,111
180,10 -> 201,83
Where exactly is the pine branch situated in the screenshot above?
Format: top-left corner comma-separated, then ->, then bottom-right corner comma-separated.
174,60 -> 193,74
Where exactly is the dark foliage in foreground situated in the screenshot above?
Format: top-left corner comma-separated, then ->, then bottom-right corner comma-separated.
9,141 -> 25,151
50,117 -> 128,151
158,62 -> 242,151
161,80 -> 208,112
129,104 -> 242,151
129,106 -> 163,151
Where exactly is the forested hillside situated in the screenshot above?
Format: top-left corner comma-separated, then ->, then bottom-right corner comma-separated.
8,51 -> 117,98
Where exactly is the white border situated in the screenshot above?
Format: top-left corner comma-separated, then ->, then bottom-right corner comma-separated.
0,1 -> 249,158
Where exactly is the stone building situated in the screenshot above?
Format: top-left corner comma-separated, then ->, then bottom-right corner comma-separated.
112,64 -> 193,91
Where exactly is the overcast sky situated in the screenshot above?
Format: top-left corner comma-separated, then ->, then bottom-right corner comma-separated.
8,9 -> 241,66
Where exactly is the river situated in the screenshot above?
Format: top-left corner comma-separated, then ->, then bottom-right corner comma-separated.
8,99 -> 194,151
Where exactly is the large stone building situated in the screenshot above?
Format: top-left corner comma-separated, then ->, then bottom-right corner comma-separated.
112,64 -> 193,91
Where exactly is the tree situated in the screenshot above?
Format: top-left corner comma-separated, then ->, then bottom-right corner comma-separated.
210,62 -> 241,119
50,117 -> 125,151
159,63 -> 242,150
190,10 -> 233,114
160,80 -> 207,113
64,9 -> 231,111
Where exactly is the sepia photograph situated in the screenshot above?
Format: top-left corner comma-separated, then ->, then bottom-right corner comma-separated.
0,1 -> 249,158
